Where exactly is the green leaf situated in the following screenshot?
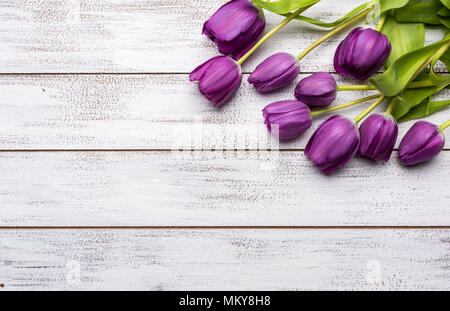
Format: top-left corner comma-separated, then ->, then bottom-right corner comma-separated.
430,36 -> 450,86
437,6 -> 450,28
394,0 -> 443,25
379,0 -> 411,13
287,2 -> 372,28
398,98 -> 450,122
251,0 -> 320,14
266,0 -> 409,28
439,31 -> 450,70
440,17 -> 450,28
442,0 -> 450,10
381,15 -> 424,67
370,35 -> 450,96
438,6 -> 450,16
440,49 -> 450,70
391,85 -> 445,120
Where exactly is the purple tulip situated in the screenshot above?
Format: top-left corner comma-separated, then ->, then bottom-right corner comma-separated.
359,113 -> 398,162
262,100 -> 312,140
398,121 -> 445,166
203,0 -> 266,60
305,115 -> 360,174
189,56 -> 242,107
294,72 -> 337,107
334,27 -> 391,81
248,52 -> 300,93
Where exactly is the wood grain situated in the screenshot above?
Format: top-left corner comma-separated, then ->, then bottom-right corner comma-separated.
0,74 -> 448,150
0,151 -> 448,226
0,229 -> 448,290
0,0 -> 449,291
0,0 -> 447,73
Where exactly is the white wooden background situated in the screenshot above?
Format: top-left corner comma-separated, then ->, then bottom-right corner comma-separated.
0,0 -> 449,290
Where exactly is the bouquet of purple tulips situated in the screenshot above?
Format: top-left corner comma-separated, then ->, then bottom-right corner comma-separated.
190,0 -> 450,174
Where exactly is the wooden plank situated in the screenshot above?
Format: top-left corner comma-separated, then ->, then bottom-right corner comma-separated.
0,151 -> 449,226
0,229 -> 448,290
0,0 -> 446,73
0,74 -> 448,150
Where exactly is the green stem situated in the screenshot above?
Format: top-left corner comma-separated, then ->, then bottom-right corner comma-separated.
310,94 -> 382,117
440,120 -> 450,131
237,6 -> 311,65
385,97 -> 398,115
296,8 -> 372,61
336,79 -> 435,91
354,96 -> 385,123
337,85 -> 376,91
375,13 -> 387,32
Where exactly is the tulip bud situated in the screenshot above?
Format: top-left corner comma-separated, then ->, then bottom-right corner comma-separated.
248,52 -> 300,93
359,113 -> 398,162
262,100 -> 312,140
305,115 -> 360,174
334,27 -> 391,81
189,56 -> 242,107
399,121 -> 445,166
294,72 -> 337,107
203,0 -> 266,60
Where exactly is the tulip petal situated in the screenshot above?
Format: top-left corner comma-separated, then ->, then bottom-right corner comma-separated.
203,0 -> 265,57
204,0 -> 259,42
399,121 -> 445,165
189,56 -> 223,82
334,27 -> 391,81
359,113 -> 398,162
190,56 -> 242,107
294,72 -> 337,107
262,100 -> 312,140
305,116 -> 359,174
230,16 -> 266,60
248,52 -> 300,92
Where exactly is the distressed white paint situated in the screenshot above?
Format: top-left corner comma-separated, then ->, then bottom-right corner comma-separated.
0,229 -> 448,290
0,151 -> 449,226
0,74 -> 448,150
0,0 -> 446,73
0,0 -> 449,291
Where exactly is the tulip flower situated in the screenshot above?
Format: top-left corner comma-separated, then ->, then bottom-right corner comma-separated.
189,56 -> 242,107
248,53 -> 300,93
294,72 -> 337,107
203,0 -> 266,60
359,113 -> 398,162
262,100 -> 312,140
262,94 -> 381,140
305,115 -> 360,174
293,73 -> 434,108
248,8 -> 373,93
191,5 -> 314,106
305,96 -> 385,173
398,121 -> 447,166
334,27 -> 391,81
